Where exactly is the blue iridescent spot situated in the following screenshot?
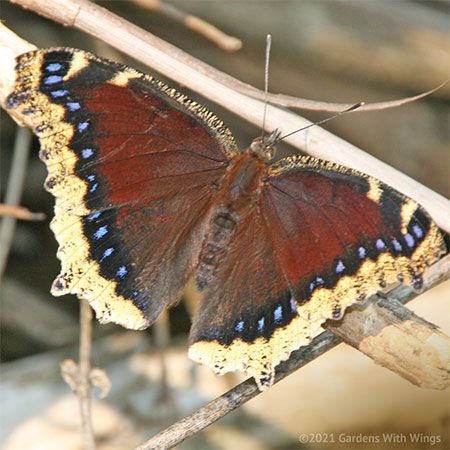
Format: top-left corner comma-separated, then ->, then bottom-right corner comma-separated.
257,317 -> 265,333
87,175 -> 95,182
289,296 -> 296,312
274,305 -> 283,323
132,290 -> 139,298
116,266 -> 128,278
77,122 -> 89,132
94,226 -> 108,239
376,239 -> 386,250
44,75 -> 62,85
404,233 -> 415,248
358,246 -> 366,259
51,89 -> 69,98
46,63 -> 62,72
89,183 -> 98,193
67,102 -> 81,111
413,224 -> 423,239
392,239 -> 402,252
87,211 -> 101,221
82,148 -> 94,159
336,260 -> 345,273
315,276 -> 324,285
235,321 -> 244,333
101,247 -> 114,261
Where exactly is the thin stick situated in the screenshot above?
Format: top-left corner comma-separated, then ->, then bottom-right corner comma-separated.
0,126 -> 32,280
0,203 -> 46,221
135,254 -> 450,450
78,299 -> 96,450
0,14 -> 449,232
132,0 -> 242,52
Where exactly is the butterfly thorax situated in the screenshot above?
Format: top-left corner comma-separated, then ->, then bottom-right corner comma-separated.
195,149 -> 268,291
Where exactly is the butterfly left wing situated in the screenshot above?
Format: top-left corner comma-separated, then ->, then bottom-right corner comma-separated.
189,155 -> 445,389
5,48 -> 238,330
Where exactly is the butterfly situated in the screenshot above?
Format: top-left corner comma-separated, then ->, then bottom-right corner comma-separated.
6,48 -> 446,389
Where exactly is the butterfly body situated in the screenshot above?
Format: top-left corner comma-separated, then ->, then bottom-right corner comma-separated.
5,48 -> 446,389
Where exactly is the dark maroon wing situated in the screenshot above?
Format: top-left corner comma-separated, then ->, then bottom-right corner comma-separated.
6,48 -> 238,329
189,155 -> 445,389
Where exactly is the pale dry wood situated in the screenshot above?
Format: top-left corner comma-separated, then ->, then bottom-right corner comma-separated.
5,0 -> 450,233
136,255 -> 450,450
324,280 -> 450,390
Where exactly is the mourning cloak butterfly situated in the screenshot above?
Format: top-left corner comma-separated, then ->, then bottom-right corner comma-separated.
6,48 -> 446,389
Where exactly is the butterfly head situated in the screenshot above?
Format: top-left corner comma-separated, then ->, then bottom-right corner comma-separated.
249,129 -> 281,161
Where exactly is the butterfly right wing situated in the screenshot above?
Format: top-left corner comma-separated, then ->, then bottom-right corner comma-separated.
189,154 -> 445,389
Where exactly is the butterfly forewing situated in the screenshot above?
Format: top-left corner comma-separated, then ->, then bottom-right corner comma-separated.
6,48 -> 237,329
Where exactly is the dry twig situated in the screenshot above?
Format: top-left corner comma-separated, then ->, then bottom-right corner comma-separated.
5,0 -> 450,232
132,0 -> 242,51
0,203 -> 46,221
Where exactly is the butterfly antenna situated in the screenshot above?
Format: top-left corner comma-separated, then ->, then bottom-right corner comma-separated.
261,34 -> 272,138
277,102 -> 365,142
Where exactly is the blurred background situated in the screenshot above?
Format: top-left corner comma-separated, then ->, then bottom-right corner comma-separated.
1,1 -> 449,449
